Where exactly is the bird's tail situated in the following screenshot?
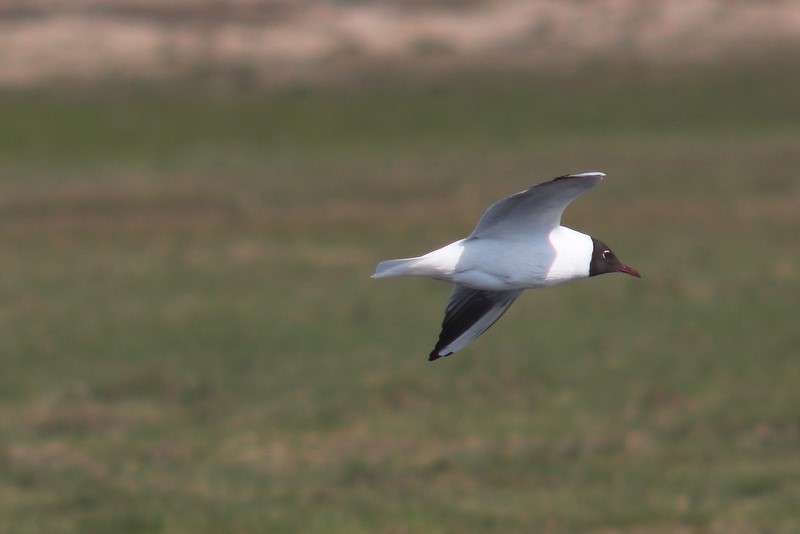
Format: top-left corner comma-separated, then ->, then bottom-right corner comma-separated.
372,257 -> 426,279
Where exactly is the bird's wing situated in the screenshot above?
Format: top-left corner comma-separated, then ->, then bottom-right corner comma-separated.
429,285 -> 523,360
468,172 -> 604,240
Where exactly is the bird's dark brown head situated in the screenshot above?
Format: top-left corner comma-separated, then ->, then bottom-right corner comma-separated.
589,238 -> 641,278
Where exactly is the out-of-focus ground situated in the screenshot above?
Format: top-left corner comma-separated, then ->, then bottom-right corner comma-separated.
3,2 -> 800,533
2,0 -> 799,88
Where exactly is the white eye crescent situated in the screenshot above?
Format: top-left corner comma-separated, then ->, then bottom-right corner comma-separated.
602,250 -> 613,260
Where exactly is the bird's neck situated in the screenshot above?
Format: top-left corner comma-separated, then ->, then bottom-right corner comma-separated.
544,227 -> 593,284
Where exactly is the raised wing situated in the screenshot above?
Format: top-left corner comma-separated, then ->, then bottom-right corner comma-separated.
429,285 -> 523,361
468,172 -> 604,240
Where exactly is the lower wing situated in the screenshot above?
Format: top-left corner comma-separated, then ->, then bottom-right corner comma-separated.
429,285 -> 523,360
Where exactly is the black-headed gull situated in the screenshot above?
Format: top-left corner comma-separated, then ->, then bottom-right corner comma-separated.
373,172 -> 640,361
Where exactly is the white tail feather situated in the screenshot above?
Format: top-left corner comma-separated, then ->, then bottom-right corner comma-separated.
372,258 -> 422,279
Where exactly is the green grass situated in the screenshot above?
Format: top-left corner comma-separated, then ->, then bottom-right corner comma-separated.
0,64 -> 799,533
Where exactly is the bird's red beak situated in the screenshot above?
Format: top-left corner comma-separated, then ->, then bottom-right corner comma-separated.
617,264 -> 641,278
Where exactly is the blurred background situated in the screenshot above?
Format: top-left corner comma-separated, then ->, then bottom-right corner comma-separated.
1,1 -> 799,532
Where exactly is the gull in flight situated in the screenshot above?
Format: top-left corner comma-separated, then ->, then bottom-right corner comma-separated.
373,172 -> 641,360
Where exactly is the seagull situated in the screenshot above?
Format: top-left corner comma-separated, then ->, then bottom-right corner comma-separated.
372,172 -> 640,361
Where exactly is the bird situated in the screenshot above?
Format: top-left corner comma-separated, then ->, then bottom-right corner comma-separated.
372,171 -> 640,361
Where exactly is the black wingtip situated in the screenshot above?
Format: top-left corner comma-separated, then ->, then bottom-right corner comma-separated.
553,171 -> 606,182
428,348 -> 451,361
429,334 -> 455,361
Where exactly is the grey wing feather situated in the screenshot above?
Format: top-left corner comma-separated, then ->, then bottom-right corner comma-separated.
469,172 -> 604,239
429,285 -> 523,360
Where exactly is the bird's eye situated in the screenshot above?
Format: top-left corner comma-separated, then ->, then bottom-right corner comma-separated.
602,250 -> 613,260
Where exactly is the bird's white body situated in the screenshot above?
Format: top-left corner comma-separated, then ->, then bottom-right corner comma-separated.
373,226 -> 593,291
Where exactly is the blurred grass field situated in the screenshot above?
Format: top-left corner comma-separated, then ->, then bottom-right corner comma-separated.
0,63 -> 799,533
